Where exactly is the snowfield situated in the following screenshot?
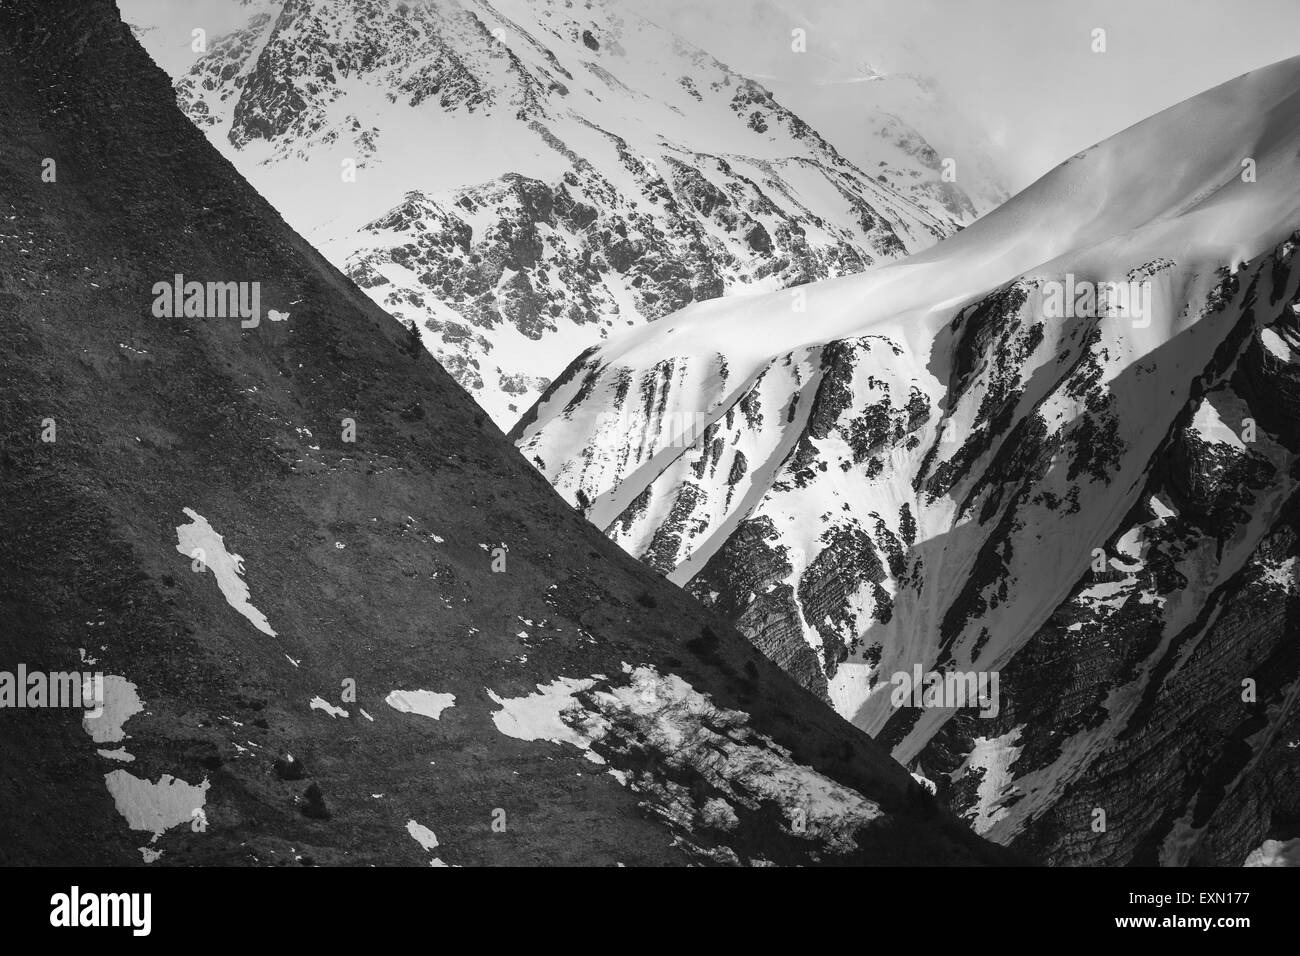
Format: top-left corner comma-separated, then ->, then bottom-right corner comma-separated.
122,0 -> 997,425
518,55 -> 1300,862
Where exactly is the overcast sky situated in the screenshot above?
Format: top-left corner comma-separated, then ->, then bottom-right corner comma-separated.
639,0 -> 1300,191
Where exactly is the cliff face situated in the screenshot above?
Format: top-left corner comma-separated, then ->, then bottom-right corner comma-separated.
0,0 -> 1011,866
894,263 -> 1300,865
517,58 -> 1300,864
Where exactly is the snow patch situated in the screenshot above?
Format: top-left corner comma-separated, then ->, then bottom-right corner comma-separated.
1243,837 -> 1300,866
175,508 -> 276,636
486,677 -> 596,749
955,727 -> 1023,835
103,771 -> 209,840
310,696 -> 348,718
386,689 -> 456,720
1190,398 -> 1245,449
406,819 -> 439,852
487,665 -> 882,854
82,675 -> 143,744
1260,556 -> 1296,591
1261,326 -> 1294,361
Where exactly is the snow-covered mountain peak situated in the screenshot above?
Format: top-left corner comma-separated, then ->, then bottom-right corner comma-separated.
515,55 -> 1300,864
574,54 -> 1300,377
123,0 -> 997,424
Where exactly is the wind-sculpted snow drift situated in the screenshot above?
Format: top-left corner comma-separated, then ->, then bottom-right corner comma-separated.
0,0 -> 1009,866
517,57 -> 1300,865
122,0 -> 992,425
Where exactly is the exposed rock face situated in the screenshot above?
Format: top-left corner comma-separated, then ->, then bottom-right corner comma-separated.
0,0 -> 1016,867
685,517 -> 829,699
516,56 -> 1300,864
124,0 -> 987,425
903,271 -> 1300,865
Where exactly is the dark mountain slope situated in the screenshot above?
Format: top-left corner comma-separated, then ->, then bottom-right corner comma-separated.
0,0 -> 1009,866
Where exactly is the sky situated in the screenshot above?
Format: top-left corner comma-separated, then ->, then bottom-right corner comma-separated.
632,0 -> 1300,191
120,0 -> 1300,194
